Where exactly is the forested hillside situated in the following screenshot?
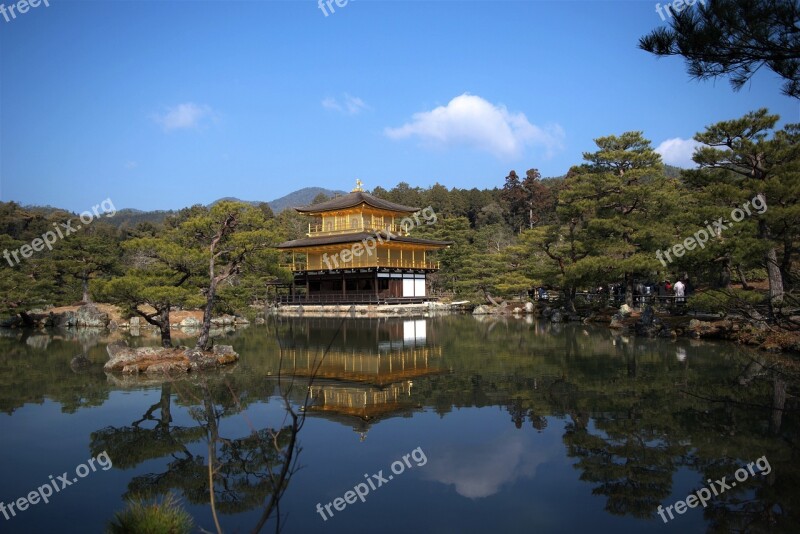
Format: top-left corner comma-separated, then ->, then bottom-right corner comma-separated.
1,110 -> 797,320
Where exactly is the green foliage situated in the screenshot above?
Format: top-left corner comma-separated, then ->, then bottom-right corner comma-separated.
2,108 -> 797,315
639,0 -> 800,98
107,494 -> 193,534
687,288 -> 766,314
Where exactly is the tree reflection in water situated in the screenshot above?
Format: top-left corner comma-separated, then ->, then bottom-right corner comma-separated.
90,315 -> 345,533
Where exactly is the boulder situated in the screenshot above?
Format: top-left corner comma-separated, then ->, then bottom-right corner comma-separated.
52,311 -> 78,328
129,316 -> 141,327
145,361 -> 190,374
106,340 -> 130,359
635,305 -> 673,337
619,304 -> 632,317
211,314 -> 236,326
179,317 -> 201,328
75,305 -> 109,328
550,310 -> 563,323
687,319 -> 733,339
472,305 -> 492,315
524,302 -> 535,314
0,316 -> 23,328
70,354 -> 92,371
609,313 -> 625,329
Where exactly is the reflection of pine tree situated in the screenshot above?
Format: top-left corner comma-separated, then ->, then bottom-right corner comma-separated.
564,418 -> 683,518
528,411 -> 547,431
507,398 -> 527,429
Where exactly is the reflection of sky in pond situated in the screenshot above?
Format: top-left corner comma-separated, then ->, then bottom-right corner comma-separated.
424,427 -> 551,499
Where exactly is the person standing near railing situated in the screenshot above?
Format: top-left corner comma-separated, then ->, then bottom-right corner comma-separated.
673,279 -> 685,304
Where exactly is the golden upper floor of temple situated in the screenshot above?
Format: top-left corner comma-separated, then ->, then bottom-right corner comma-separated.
294,187 -> 422,238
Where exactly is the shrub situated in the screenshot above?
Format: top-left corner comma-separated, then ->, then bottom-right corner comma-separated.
107,494 -> 193,534
687,288 -> 766,315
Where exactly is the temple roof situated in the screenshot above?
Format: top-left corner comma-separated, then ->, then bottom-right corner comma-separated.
276,231 -> 452,249
294,191 -> 420,214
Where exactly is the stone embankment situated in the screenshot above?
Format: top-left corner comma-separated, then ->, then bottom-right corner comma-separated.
271,301 -> 471,318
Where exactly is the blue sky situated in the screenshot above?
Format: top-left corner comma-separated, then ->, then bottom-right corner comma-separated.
1,0 -> 797,212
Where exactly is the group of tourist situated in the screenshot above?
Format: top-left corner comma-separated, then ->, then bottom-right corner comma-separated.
634,277 -> 693,303
532,276 -> 694,307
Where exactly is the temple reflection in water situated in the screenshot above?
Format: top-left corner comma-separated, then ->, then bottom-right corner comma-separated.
271,317 -> 443,438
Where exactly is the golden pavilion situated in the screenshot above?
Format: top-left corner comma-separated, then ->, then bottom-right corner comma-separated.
275,181 -> 451,303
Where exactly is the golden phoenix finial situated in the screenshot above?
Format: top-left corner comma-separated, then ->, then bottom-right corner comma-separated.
352,178 -> 364,192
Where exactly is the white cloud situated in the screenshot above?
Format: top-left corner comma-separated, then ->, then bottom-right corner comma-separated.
655,137 -> 702,168
423,433 -> 549,499
152,103 -> 214,131
385,93 -> 565,159
322,93 -> 369,115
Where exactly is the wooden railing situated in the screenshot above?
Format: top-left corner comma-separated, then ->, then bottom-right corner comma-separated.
285,259 -> 440,271
307,222 -> 406,236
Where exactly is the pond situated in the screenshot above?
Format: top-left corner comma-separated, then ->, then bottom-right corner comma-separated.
0,315 -> 798,533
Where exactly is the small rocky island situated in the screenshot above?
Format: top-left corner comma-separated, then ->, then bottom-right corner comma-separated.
105,341 -> 239,375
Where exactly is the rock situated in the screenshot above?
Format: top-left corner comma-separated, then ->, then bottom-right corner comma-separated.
609,313 -> 626,329
104,342 -> 233,375
212,345 -> 239,365
472,305 -> 491,315
524,302 -> 535,314
619,304 -> 632,317
211,314 -> 236,326
640,305 -> 655,325
108,320 -> 119,330
0,316 -> 23,328
512,307 -> 522,314
687,319 -> 733,339
179,317 -> 201,328
129,316 -> 141,327
106,340 -> 130,359
52,311 -> 78,328
635,305 -> 669,337
234,316 -> 249,325
70,354 -> 92,371
541,306 -> 553,318
75,305 -> 109,328
255,317 -> 266,325
185,345 -> 240,371
145,361 -> 190,374
104,345 -> 165,372
550,310 -> 563,323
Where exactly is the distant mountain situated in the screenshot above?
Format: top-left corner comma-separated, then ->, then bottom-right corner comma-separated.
267,187 -> 347,213
206,188 -> 346,213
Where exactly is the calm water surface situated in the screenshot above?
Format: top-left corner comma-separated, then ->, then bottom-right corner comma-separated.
1,315 -> 798,533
